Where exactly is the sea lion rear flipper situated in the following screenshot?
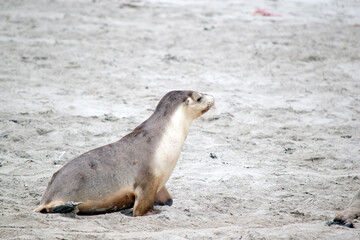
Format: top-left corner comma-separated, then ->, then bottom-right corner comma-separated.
154,186 -> 173,206
327,190 -> 360,228
49,202 -> 83,214
327,211 -> 355,228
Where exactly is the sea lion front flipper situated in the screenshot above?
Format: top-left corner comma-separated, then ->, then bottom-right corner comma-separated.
133,180 -> 160,216
154,186 -> 173,206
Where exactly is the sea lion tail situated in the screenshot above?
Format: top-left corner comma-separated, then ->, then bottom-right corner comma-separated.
34,202 -> 82,214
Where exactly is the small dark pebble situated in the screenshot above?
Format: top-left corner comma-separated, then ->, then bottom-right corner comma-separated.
9,120 -> 19,124
29,192 -> 41,198
103,113 -> 119,122
305,156 -> 325,161
36,128 -> 53,135
158,215 -> 170,220
53,160 -> 65,165
340,135 -> 352,139
119,3 -> 140,9
210,153 -> 217,159
33,56 -> 48,61
0,132 -> 9,138
290,210 -> 305,216
284,147 -> 296,154
208,117 -> 220,121
204,26 -> 215,31
163,54 -> 179,62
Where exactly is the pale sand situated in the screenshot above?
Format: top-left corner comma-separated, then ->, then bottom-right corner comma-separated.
0,0 -> 360,239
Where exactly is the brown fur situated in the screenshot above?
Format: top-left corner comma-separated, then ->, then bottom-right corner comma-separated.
78,190 -> 135,214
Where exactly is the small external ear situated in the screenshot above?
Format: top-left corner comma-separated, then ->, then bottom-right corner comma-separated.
185,97 -> 191,105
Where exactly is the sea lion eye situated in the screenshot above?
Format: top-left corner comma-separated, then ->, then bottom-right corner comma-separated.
197,97 -> 202,102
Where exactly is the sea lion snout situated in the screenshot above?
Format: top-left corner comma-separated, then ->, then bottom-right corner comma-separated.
185,91 -> 214,115
199,93 -> 215,115
205,94 -> 215,107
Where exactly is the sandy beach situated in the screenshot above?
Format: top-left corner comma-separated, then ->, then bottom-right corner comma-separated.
1,0 -> 360,239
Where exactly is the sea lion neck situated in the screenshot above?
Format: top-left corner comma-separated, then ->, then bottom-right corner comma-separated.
139,91 -> 193,131
152,90 -> 193,119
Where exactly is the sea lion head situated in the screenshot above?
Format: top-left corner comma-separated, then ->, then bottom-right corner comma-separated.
155,91 -> 214,118
152,90 -> 214,125
184,91 -> 215,119
155,90 -> 213,118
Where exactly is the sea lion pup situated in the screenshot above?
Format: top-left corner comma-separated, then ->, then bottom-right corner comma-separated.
35,90 -> 214,216
327,190 -> 360,228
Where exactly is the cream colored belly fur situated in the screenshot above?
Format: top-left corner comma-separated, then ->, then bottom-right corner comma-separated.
153,106 -> 192,192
